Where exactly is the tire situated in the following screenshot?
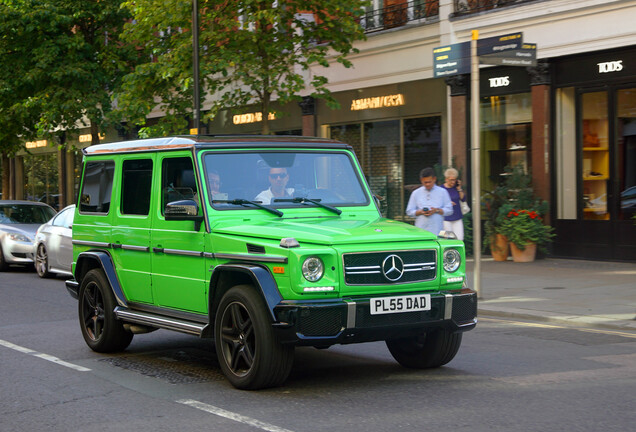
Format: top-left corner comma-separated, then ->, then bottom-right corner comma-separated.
78,269 -> 133,353
215,285 -> 294,390
0,244 -> 8,272
35,243 -> 52,278
386,329 -> 462,369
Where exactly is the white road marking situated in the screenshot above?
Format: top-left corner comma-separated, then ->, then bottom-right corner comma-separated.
480,317 -> 636,339
177,399 -> 295,432
0,339 -> 91,372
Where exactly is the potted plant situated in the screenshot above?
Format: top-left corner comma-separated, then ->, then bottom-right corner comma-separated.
482,179 -> 510,261
482,163 -> 555,261
498,208 -> 555,262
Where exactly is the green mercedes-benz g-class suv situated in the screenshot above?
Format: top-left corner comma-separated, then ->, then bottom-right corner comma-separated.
66,135 -> 476,389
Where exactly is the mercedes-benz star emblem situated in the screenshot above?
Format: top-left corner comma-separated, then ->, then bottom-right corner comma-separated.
382,254 -> 404,282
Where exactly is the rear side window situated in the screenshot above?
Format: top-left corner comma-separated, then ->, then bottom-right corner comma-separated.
79,161 -> 115,214
121,159 -> 153,215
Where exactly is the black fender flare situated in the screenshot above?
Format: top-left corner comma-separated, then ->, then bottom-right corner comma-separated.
75,250 -> 128,308
209,263 -> 282,322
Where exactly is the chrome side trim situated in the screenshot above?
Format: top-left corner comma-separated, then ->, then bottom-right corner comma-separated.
444,294 -> 453,320
162,248 -> 204,257
121,245 -> 150,252
73,240 -> 111,248
346,301 -> 357,328
114,307 -> 207,336
214,253 -> 288,264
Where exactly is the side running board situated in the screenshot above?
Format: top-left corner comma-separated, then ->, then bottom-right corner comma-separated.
114,307 -> 208,337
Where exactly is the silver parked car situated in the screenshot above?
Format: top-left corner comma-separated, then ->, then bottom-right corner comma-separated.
0,200 -> 56,271
33,204 -> 75,278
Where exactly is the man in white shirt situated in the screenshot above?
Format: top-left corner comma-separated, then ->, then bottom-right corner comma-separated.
255,167 -> 294,204
405,167 -> 453,235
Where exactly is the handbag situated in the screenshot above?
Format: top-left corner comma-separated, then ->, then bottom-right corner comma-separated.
460,200 -> 471,215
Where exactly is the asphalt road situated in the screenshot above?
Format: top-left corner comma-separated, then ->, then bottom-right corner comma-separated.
1,268 -> 635,432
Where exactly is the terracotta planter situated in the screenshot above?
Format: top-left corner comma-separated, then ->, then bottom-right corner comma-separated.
510,242 -> 537,263
490,234 -> 509,261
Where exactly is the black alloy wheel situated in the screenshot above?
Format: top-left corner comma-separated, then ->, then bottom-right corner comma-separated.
215,285 -> 293,390
78,269 -> 133,353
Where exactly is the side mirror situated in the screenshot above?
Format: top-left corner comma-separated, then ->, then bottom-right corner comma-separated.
165,199 -> 203,230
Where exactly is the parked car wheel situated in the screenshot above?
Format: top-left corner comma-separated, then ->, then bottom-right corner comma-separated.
35,243 -> 52,278
78,269 -> 133,353
386,329 -> 462,368
215,285 -> 294,390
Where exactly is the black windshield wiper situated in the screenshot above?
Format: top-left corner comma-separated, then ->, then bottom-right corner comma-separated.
274,197 -> 342,215
213,199 -> 283,217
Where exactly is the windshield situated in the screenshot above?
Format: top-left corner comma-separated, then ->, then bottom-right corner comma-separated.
0,204 -> 56,224
202,151 -> 369,209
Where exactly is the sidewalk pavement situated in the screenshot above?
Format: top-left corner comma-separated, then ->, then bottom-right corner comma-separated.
466,257 -> 636,331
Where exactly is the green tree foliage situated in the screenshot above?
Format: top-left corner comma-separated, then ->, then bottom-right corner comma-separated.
118,0 -> 368,136
0,0 -> 136,146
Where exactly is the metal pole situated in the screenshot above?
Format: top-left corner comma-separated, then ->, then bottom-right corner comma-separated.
471,30 -> 482,298
192,0 -> 200,135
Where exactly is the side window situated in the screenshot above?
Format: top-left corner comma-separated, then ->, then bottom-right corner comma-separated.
79,161 -> 115,214
52,207 -> 71,227
121,159 -> 153,215
161,157 -> 198,214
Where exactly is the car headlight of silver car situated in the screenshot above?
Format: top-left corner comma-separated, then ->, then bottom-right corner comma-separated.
302,256 -> 324,282
7,233 -> 32,243
443,249 -> 461,273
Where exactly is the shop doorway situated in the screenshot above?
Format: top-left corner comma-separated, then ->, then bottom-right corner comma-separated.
555,85 -> 636,260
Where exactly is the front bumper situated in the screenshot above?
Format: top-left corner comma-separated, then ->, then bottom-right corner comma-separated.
273,288 -> 477,346
2,240 -> 35,265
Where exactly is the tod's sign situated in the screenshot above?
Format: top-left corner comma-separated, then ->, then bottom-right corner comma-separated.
598,60 -> 623,73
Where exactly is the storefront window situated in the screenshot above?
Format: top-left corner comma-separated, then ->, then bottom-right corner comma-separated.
330,124 -> 362,167
364,120 -> 400,219
403,116 -> 442,211
480,93 -> 532,194
581,91 -> 609,220
617,88 -> 636,219
328,116 -> 441,221
23,153 -> 59,209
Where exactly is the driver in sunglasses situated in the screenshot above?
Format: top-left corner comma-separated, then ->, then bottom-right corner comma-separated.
255,167 -> 295,204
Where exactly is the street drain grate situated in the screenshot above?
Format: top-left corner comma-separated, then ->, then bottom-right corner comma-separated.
100,348 -> 225,384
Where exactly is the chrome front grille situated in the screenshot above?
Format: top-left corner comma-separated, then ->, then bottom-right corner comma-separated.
343,249 -> 437,285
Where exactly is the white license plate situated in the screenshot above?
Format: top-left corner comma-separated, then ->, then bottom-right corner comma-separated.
370,294 -> 431,315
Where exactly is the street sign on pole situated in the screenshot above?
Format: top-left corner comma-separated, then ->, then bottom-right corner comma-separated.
470,30 -> 482,299
433,42 -> 471,78
480,42 -> 537,67
477,32 -> 522,56
432,30 -> 539,299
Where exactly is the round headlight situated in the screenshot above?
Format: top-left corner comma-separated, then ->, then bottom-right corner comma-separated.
443,249 -> 461,272
302,257 -> 324,282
